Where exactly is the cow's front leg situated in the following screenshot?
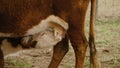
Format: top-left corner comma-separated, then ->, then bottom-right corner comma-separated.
48,36 -> 69,68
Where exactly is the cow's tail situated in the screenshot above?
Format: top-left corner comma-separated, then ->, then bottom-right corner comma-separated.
89,0 -> 101,68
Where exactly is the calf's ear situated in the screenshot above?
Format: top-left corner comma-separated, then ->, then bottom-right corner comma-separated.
53,28 -> 66,41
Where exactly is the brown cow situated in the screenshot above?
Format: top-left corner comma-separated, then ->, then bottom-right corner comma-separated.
0,0 -> 100,68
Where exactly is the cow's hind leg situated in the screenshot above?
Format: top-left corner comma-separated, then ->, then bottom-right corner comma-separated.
69,31 -> 88,68
68,2 -> 89,67
48,36 -> 69,68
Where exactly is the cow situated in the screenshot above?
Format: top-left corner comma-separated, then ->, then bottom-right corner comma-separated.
0,0 -> 100,68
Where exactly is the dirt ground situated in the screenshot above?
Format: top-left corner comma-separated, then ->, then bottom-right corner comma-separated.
4,0 -> 120,68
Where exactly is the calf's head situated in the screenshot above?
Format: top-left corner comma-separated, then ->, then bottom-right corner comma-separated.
21,15 -> 68,48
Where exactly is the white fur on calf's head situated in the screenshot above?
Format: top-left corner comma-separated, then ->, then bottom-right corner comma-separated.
25,15 -> 68,36
22,15 -> 68,48
32,19 -> 68,48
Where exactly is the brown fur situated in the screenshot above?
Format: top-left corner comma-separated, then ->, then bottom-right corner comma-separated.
0,0 -> 99,68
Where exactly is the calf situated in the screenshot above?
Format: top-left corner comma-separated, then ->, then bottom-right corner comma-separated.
0,15 -> 68,67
